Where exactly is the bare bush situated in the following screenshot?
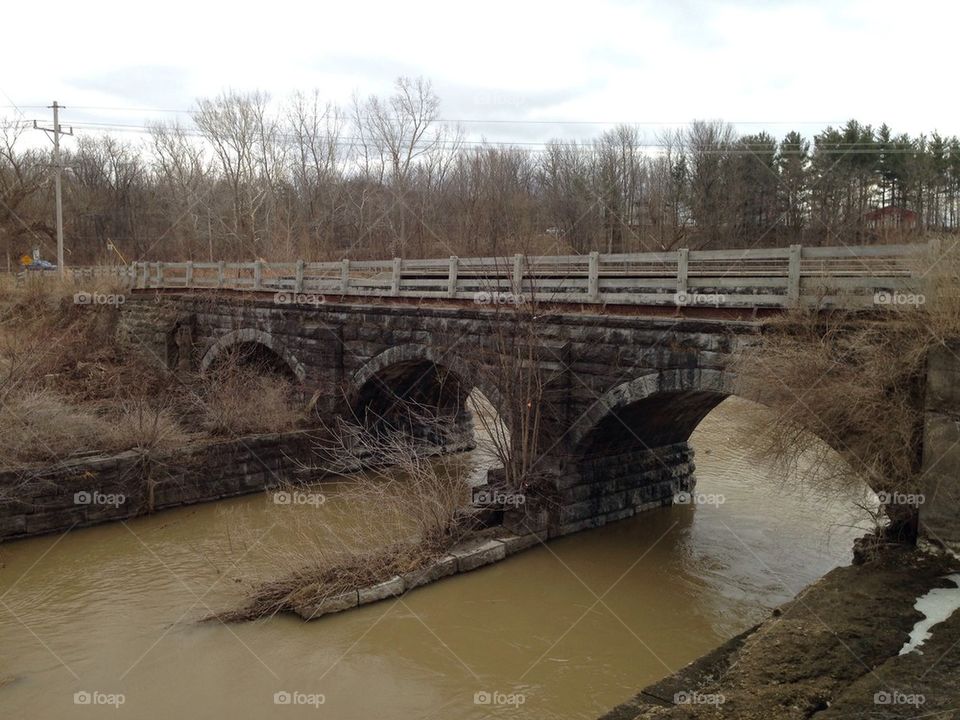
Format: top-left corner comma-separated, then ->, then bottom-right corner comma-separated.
111,400 -> 194,453
198,352 -> 302,436
736,246 -> 960,544
215,412 -> 476,622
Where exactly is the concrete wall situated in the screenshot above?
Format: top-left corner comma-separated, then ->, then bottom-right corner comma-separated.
0,431 -> 320,542
921,342 -> 960,549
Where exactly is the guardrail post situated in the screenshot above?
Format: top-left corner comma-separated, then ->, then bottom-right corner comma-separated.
185,261 -> 193,288
253,260 -> 262,290
448,256 -> 458,298
295,260 -> 305,293
340,258 -> 350,294
512,253 -> 523,297
391,257 -> 402,296
217,260 -> 225,289
787,244 -> 802,308
676,248 -> 689,300
925,236 -> 942,308
156,262 -> 164,287
588,251 -> 599,301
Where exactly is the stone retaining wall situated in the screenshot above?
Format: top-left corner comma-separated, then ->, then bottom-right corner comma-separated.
0,430 -> 320,542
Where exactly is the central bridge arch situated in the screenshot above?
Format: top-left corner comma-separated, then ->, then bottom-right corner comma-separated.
349,344 -> 506,453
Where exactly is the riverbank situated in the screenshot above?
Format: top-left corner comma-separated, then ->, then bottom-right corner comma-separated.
600,542 -> 960,720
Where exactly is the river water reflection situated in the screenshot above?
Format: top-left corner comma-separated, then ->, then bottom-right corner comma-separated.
0,397 -> 868,719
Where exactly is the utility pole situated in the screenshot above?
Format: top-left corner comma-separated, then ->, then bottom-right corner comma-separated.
34,101 -> 73,278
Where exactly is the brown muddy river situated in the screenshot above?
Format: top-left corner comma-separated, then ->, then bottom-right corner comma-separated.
0,398 -> 870,719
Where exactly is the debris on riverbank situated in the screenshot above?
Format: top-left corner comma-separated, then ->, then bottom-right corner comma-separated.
600,543 -> 960,720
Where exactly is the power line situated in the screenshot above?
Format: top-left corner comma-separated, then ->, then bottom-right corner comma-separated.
58,120 -> 951,156
2,103 -> 847,127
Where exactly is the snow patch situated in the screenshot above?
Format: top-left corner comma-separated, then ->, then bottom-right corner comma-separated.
899,573 -> 960,655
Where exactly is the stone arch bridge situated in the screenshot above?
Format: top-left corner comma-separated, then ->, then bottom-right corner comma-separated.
117,290 -> 959,546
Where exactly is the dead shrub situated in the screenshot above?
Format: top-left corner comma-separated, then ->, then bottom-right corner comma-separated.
214,412 -> 476,622
110,400 -> 194,453
198,351 -> 302,436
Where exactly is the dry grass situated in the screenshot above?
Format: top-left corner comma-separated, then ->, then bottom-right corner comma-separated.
0,390 -> 118,464
111,400 -> 195,453
215,413 -> 476,621
0,276 -> 312,467
0,275 -> 197,466
0,391 -> 196,468
197,353 -> 302,436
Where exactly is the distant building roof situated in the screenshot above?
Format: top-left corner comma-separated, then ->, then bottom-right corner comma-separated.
864,206 -> 918,221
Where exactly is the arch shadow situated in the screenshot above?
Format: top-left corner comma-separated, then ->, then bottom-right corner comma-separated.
348,343 -> 507,451
567,369 -> 739,458
199,328 -> 307,382
350,344 -> 506,418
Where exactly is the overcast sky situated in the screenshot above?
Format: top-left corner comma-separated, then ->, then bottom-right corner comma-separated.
2,0 -> 957,147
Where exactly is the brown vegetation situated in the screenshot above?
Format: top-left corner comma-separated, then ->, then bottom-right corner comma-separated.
196,351 -> 301,437
4,78 -> 958,268
217,413 -> 477,621
736,244 -> 960,545
0,276 -> 305,468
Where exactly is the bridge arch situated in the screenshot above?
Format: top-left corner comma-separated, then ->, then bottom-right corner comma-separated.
349,343 -> 506,451
542,365 -> 864,536
199,328 -> 307,382
567,368 -> 739,457
351,344 -> 505,416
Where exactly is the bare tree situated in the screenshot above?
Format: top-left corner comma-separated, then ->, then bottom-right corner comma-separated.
0,120 -> 52,265
351,77 -> 454,254
194,90 -> 283,255
287,91 -> 344,254
149,120 -> 211,259
684,119 -> 737,248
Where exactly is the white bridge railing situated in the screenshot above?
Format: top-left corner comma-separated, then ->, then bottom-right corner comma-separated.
68,240 -> 941,309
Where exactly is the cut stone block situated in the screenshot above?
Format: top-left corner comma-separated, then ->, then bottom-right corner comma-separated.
450,538 -> 506,572
294,589 -> 359,621
402,555 -> 458,590
358,576 -> 404,604
499,534 -> 540,555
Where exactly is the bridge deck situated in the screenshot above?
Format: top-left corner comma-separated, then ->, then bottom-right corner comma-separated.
69,240 -> 938,311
